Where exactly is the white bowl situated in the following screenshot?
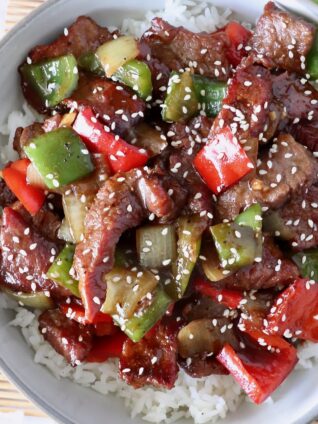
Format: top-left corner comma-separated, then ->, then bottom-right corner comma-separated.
0,1 -> 318,423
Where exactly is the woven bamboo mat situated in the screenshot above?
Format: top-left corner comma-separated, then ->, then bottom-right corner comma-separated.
1,0 -> 47,416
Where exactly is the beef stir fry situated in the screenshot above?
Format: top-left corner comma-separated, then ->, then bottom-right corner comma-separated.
2,2 -> 318,404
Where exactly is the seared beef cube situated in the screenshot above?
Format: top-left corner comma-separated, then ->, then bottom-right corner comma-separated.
0,207 -> 67,298
74,176 -> 145,321
39,309 -> 93,366
13,123 -> 44,157
252,2 -> 315,74
0,179 -> 16,208
12,202 -> 61,243
212,63 -> 273,144
276,185 -> 318,251
29,16 -> 113,63
178,354 -> 227,378
216,181 -> 255,221
272,72 -> 318,125
119,320 -> 178,388
255,134 -> 318,209
220,236 -> 299,290
62,74 -> 145,137
142,18 -> 231,80
291,121 -> 318,153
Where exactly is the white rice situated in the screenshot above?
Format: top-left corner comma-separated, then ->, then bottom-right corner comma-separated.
1,1 -> 318,423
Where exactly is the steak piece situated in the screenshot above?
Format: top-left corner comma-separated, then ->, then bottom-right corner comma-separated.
39,309 -> 93,366
178,354 -> 227,378
217,133 -> 318,221
212,63 -> 273,145
13,123 -> 44,157
251,2 -> 315,74
12,202 -> 61,243
255,134 -> 318,209
119,319 -> 178,388
142,17 -> 231,80
62,74 -> 145,137
276,185 -> 318,252
73,176 -> 145,322
29,16 -> 113,62
220,236 -> 299,291
0,179 -> 16,208
0,207 -> 67,298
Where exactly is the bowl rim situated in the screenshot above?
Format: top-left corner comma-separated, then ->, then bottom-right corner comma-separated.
1,1 -> 318,424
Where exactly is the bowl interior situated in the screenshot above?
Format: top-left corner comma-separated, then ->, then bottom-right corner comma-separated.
0,1 -> 318,423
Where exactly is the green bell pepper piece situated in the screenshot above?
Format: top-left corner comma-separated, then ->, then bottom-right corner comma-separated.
3,288 -> 54,310
192,75 -> 227,117
162,71 -> 199,122
114,59 -> 153,100
307,31 -> 318,80
20,54 -> 78,108
118,287 -> 172,342
292,249 -> 318,281
210,222 -> 261,271
169,215 -> 205,299
47,244 -> 80,297
24,127 -> 94,189
235,203 -> 262,233
78,52 -> 105,77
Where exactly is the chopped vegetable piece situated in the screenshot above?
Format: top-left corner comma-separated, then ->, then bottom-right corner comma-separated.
114,59 -> 153,100
194,127 -> 254,195
59,112 -> 77,128
86,332 -> 127,363
134,123 -> 168,156
73,107 -> 149,173
307,31 -> 318,80
96,36 -> 139,78
119,287 -> 172,343
24,127 -> 94,189
78,51 -> 105,76
136,224 -> 177,269
217,332 -> 298,404
57,219 -> 75,243
62,192 -> 92,244
59,301 -> 113,326
293,249 -> 318,281
235,204 -> 262,233
192,75 -> 227,117
162,71 -> 199,122
210,222 -> 260,270
170,215 -> 205,298
225,22 -> 252,66
195,279 -> 243,309
20,54 -> 78,109
202,242 -> 233,282
263,210 -> 294,240
266,278 -> 318,342
3,288 -> 54,310
2,160 -> 45,215
102,267 -> 158,319
26,162 -> 47,189
47,244 -> 80,297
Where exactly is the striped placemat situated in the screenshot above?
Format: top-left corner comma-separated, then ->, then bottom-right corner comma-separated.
5,0 -> 44,33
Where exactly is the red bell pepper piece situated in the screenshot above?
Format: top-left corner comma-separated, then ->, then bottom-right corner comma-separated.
2,160 -> 45,215
225,22 -> 252,66
86,332 -> 127,363
73,107 -> 149,173
217,330 -> 298,404
194,127 -> 254,195
10,158 -> 30,174
266,278 -> 318,341
60,302 -> 113,326
195,279 -> 243,309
